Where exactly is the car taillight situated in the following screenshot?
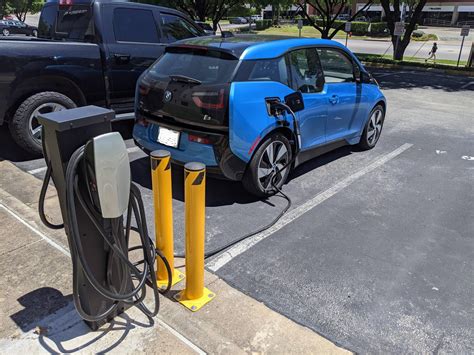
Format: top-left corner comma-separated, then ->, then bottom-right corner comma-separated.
188,134 -> 212,145
192,89 -> 225,110
59,0 -> 73,5
136,117 -> 148,127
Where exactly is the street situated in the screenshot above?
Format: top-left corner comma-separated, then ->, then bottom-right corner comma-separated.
1,68 -> 473,352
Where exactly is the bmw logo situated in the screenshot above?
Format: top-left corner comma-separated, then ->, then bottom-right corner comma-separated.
163,90 -> 173,103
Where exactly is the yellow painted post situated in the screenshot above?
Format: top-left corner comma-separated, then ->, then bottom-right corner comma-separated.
150,150 -> 184,288
175,162 -> 215,311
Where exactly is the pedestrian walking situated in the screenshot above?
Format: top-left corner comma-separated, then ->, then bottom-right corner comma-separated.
425,42 -> 438,63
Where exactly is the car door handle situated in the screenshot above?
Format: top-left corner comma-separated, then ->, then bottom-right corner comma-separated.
113,53 -> 131,64
329,95 -> 339,105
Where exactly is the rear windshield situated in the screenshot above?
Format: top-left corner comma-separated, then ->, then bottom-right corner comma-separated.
38,4 -> 94,41
148,50 -> 238,84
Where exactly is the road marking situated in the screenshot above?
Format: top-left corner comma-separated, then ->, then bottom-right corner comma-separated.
127,146 -> 141,154
207,143 -> 413,272
27,166 -> 47,175
461,155 -> 474,161
0,202 -> 70,257
461,81 -> 474,89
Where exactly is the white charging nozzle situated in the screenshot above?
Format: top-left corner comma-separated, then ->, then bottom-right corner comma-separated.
86,132 -> 131,218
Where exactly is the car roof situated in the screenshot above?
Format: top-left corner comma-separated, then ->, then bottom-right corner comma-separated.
171,35 -> 348,60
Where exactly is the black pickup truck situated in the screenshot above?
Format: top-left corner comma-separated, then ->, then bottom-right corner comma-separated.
0,0 -> 204,154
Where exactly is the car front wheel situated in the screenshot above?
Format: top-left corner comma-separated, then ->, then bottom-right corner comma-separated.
2,29 -> 10,36
358,104 -> 385,150
242,133 -> 292,197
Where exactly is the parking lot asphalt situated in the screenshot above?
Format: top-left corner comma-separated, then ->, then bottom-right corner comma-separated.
1,68 -> 473,352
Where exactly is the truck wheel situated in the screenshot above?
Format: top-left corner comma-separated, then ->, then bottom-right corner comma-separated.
242,133 -> 292,197
9,92 -> 76,155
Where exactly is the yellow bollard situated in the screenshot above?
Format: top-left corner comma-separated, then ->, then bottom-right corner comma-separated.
174,162 -> 215,311
150,150 -> 184,288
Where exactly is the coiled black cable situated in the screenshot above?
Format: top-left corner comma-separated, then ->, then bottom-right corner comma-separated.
64,146 -> 168,322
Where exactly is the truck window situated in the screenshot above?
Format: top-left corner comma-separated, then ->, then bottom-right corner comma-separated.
56,5 -> 94,41
113,8 -> 159,43
160,13 -> 201,43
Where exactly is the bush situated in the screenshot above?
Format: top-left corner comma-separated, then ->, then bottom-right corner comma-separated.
255,19 -> 272,30
412,30 -> 424,38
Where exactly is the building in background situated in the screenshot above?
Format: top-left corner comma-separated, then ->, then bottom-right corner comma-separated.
353,0 -> 474,26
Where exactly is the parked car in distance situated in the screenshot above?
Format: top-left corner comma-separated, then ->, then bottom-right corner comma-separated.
195,21 -> 215,35
336,14 -> 351,21
355,16 -> 369,22
249,15 -> 263,22
133,36 -> 386,196
0,0 -> 204,155
0,20 -> 38,36
229,17 -> 248,24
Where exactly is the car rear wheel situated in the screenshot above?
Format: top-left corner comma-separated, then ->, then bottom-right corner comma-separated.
32,29 -> 38,37
358,104 -> 385,150
9,92 -> 76,155
242,133 -> 292,197
2,29 -> 10,36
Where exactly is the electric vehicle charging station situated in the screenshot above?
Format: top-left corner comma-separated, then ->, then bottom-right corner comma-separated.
38,106 -> 162,330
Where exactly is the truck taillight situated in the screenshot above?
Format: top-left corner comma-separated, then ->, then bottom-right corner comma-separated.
192,89 -> 225,110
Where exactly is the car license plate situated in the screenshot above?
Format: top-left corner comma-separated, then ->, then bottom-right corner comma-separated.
157,127 -> 180,148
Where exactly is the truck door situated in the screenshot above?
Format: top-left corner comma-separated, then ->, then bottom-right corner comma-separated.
103,5 -> 165,114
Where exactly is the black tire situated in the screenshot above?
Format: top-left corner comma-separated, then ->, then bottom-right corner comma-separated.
9,92 -> 76,155
358,104 -> 385,151
242,133 -> 292,197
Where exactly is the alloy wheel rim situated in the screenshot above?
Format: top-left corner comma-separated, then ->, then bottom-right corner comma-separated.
257,141 -> 289,192
29,103 -> 66,144
3,29 -> 9,36
367,109 -> 383,146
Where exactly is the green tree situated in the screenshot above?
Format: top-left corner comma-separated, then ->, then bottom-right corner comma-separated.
4,0 -> 43,22
144,0 -> 241,31
297,0 -> 374,39
380,0 -> 427,60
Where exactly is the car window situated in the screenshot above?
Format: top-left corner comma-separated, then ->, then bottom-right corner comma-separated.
316,48 -> 355,83
160,13 -> 201,42
288,48 -> 324,93
148,50 -> 238,84
246,57 -> 289,86
113,8 -> 159,43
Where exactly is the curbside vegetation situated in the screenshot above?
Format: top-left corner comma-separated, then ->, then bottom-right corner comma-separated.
357,53 -> 474,77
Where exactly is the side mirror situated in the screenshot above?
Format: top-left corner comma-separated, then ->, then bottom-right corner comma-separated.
284,92 -> 305,113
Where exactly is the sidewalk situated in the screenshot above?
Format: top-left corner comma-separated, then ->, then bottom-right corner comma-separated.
0,160 -> 349,354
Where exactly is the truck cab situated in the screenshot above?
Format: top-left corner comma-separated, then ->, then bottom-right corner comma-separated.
0,0 -> 204,155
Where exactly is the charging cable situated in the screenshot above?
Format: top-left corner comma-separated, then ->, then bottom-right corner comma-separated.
175,102 -> 300,260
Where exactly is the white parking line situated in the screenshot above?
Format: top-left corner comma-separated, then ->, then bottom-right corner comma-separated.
27,166 -> 47,175
207,143 -> 413,272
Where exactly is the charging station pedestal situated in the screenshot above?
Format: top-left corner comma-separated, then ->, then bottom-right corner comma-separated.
38,106 -> 130,329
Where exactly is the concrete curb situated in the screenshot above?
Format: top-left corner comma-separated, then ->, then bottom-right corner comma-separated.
363,61 -> 474,77
0,160 -> 350,354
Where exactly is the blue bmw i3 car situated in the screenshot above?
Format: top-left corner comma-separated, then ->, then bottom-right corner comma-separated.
133,35 -> 386,196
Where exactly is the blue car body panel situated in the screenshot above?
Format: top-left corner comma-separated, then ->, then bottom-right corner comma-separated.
229,81 -> 295,162
133,36 -> 386,181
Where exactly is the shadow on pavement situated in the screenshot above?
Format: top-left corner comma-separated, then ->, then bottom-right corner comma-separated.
130,156 -> 261,206
369,67 -> 474,92
10,287 -> 72,333
0,125 -> 39,162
